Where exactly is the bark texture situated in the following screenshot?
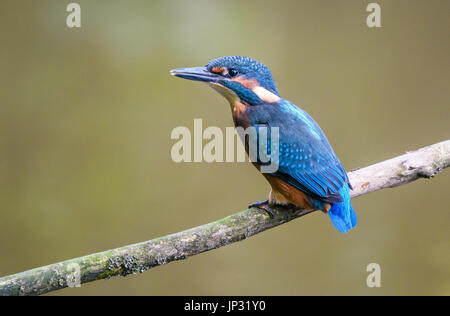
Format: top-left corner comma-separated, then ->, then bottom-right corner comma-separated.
0,140 -> 449,296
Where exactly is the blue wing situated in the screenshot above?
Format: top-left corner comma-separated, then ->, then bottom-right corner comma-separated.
252,100 -> 350,203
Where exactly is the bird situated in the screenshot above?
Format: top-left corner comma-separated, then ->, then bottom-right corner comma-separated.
171,56 -> 357,233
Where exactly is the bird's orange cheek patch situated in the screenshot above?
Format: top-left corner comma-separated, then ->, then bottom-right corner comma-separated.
211,67 -> 225,74
231,77 -> 281,103
231,77 -> 259,89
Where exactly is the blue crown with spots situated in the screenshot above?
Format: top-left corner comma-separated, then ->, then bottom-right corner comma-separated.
206,56 -> 279,96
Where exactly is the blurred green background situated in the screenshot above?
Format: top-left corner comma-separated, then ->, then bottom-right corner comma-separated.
0,0 -> 449,296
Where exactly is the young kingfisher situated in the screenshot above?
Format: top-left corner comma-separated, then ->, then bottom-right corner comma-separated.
171,56 -> 357,233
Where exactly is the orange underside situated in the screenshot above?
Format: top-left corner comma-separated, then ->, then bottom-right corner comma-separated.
264,174 -> 331,212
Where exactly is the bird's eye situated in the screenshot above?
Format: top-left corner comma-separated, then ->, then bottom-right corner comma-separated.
228,68 -> 239,77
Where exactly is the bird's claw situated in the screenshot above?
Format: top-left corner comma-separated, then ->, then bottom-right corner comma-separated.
248,200 -> 275,219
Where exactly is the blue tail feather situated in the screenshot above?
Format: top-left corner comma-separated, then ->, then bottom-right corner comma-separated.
328,185 -> 357,233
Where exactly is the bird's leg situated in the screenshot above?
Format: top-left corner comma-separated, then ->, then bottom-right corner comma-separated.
248,199 -> 275,218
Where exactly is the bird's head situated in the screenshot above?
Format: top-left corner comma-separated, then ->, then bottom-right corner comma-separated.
171,56 -> 281,107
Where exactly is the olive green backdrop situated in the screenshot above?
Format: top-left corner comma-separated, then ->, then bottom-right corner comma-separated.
0,0 -> 449,295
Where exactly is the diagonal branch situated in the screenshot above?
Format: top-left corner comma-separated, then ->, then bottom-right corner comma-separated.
0,140 -> 449,296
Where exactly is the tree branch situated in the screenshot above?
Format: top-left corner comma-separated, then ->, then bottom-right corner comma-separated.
1,140 -> 449,296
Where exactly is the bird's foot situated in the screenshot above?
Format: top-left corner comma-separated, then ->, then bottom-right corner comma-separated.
248,200 -> 275,218
321,203 -> 331,214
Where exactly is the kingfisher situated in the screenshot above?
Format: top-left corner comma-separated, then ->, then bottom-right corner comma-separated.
171,56 -> 357,233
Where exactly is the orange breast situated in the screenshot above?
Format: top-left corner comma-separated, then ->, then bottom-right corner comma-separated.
263,174 -> 331,212
264,174 -> 313,209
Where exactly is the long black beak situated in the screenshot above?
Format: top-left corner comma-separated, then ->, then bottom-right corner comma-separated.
170,67 -> 222,83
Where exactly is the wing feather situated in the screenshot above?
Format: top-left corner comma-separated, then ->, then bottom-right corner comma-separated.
252,100 -> 350,204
